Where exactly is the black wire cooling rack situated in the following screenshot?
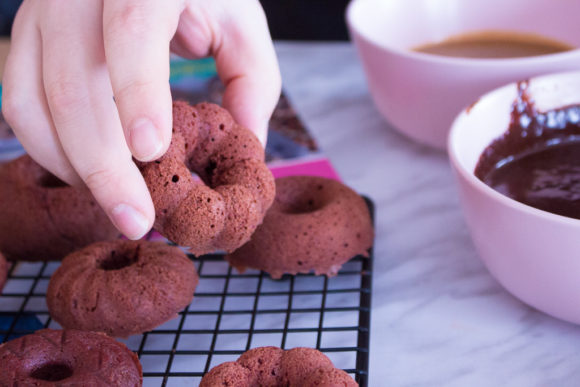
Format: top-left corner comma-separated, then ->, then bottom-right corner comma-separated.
0,199 -> 374,387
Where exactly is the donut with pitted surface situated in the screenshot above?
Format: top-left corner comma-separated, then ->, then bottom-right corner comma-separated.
226,176 -> 374,279
303,367 -> 362,386
137,101 -> 275,256
0,155 -> 119,261
47,240 -> 198,338
0,251 -> 8,292
200,346 -> 358,386
0,329 -> 142,386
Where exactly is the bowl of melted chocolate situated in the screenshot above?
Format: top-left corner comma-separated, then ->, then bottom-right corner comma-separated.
449,71 -> 580,324
347,0 -> 580,149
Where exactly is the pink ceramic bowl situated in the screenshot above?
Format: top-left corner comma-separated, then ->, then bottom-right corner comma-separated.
346,0 -> 580,149
449,71 -> 580,324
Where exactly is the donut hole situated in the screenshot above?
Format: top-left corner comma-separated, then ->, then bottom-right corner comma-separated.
37,171 -> 68,188
99,249 -> 139,271
30,362 -> 73,382
278,196 -> 325,214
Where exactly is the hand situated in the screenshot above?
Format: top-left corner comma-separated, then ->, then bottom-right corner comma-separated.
2,0 -> 281,240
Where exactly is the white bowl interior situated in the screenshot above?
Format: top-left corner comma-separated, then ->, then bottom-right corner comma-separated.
349,0 -> 580,51
450,70 -> 580,175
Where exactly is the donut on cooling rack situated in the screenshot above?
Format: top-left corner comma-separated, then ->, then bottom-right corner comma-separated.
136,101 -> 275,256
0,251 -> 8,292
225,175 -> 374,279
47,240 -> 198,338
0,155 -> 119,261
200,346 -> 358,386
0,329 -> 142,385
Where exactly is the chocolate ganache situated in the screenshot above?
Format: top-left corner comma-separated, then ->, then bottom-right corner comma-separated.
475,81 -> 580,219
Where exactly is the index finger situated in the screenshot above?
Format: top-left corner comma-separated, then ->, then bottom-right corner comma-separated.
103,0 -> 182,162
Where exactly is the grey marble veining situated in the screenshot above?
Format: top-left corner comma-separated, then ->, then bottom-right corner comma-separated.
275,42 -> 580,387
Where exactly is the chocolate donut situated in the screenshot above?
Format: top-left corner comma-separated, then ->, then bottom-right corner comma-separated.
0,329 -> 142,386
137,102 -> 275,256
0,251 -> 8,292
0,155 -> 119,261
47,240 -> 198,338
200,346 -> 358,386
226,176 -> 374,279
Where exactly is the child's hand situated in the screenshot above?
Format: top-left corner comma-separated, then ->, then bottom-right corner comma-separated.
2,0 -> 281,239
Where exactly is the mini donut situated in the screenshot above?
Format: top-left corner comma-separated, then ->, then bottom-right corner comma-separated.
0,329 -> 142,386
137,101 -> 275,256
0,155 -> 119,261
47,240 -> 198,338
0,251 -> 8,292
200,346 -> 358,386
226,176 -> 374,279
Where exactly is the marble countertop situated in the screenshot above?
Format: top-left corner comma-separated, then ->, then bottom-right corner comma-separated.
275,42 -> 580,387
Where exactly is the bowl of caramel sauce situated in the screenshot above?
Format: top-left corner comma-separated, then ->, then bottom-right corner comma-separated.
347,0 -> 580,149
449,71 -> 580,324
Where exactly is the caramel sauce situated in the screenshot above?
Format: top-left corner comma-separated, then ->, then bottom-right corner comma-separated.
414,30 -> 574,59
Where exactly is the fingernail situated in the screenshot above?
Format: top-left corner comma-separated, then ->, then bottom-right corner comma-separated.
111,203 -> 150,240
129,118 -> 163,161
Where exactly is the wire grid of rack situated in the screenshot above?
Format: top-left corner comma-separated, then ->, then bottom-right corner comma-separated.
0,200 -> 374,387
